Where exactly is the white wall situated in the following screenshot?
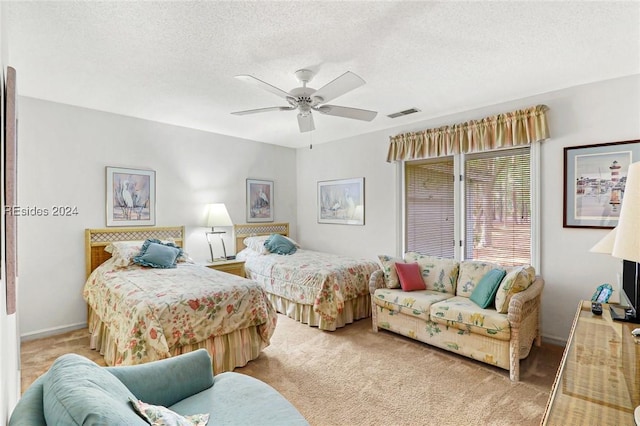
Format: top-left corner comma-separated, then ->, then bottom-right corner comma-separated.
297,74 -> 640,344
16,98 -> 297,338
1,1 -> 21,421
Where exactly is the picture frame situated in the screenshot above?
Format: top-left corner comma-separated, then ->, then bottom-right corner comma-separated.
317,177 -> 365,225
563,140 -> 640,228
246,178 -> 274,222
106,166 -> 156,226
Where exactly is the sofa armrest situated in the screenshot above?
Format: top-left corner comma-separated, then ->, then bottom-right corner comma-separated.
369,269 -> 385,295
507,276 -> 544,327
106,349 -> 214,408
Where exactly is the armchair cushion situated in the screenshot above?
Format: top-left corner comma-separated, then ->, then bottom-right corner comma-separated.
495,265 -> 535,313
42,353 -> 146,425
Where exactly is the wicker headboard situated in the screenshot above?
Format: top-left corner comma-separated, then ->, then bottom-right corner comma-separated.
84,226 -> 185,277
233,222 -> 289,253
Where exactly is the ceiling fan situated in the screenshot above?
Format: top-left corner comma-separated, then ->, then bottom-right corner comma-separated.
231,69 -> 377,133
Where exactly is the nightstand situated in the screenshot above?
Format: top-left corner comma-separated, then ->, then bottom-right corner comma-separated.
204,259 -> 245,278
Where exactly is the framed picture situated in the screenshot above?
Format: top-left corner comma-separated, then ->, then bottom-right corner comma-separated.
5,66 -> 17,314
318,177 -> 365,225
563,140 -> 640,228
106,167 -> 156,226
246,179 -> 274,222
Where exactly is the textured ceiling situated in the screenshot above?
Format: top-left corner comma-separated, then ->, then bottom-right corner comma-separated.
4,1 -> 639,148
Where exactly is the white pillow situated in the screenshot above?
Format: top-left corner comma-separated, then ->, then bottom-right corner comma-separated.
243,234 -> 301,255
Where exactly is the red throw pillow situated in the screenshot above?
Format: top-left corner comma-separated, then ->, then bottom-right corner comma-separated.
395,262 -> 426,291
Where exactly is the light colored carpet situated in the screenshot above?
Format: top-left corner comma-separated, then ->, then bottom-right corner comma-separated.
20,314 -> 563,425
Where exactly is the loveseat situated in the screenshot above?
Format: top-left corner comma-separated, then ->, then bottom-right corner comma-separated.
9,349 -> 308,425
370,252 -> 544,381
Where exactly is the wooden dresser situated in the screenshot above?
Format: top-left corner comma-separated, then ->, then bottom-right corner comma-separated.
542,301 -> 640,425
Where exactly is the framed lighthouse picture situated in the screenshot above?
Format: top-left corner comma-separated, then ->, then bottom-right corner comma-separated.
563,140 -> 640,228
106,166 -> 156,226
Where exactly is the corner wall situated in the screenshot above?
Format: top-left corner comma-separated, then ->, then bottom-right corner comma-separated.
296,74 -> 640,344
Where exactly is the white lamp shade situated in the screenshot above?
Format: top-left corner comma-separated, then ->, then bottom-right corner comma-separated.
206,203 -> 233,227
612,161 -> 640,263
590,227 -> 617,254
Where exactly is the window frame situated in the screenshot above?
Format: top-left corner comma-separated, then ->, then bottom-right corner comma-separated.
400,144 -> 540,272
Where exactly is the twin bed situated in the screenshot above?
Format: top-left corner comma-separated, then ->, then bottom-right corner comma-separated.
83,226 -> 277,374
234,223 -> 380,331
83,223 -> 379,373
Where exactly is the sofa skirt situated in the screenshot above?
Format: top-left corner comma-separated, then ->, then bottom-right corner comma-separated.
375,306 -> 511,370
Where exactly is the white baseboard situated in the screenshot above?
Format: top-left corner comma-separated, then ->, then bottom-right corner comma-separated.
541,334 -> 567,347
20,322 -> 87,342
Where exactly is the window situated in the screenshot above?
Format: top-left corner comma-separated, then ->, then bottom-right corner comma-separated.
405,147 -> 532,266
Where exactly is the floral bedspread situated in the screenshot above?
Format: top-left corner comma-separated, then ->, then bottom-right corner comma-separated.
238,249 -> 379,323
83,258 -> 277,365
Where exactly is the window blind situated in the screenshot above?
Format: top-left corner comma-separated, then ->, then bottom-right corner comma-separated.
405,158 -> 455,257
464,147 -> 531,265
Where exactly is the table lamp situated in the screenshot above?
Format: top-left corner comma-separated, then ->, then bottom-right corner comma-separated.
205,203 -> 233,261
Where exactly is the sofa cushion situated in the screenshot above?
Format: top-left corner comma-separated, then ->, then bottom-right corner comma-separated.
395,262 -> 426,291
430,296 -> 511,341
403,252 -> 459,294
470,268 -> 506,308
495,265 -> 536,313
377,255 -> 403,289
373,288 -> 453,321
456,261 -> 500,298
43,353 -> 146,425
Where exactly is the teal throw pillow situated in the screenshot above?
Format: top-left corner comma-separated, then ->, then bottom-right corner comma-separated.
43,354 -> 146,425
133,239 -> 182,269
470,268 -> 507,308
264,233 -> 297,255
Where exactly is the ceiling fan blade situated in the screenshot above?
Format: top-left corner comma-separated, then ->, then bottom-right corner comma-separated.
312,71 -> 365,104
235,75 -> 291,99
231,106 -> 295,115
297,113 -> 315,133
315,105 -> 377,121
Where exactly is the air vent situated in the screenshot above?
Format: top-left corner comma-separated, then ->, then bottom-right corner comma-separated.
387,108 -> 421,119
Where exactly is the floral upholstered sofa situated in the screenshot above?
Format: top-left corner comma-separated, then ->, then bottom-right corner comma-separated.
370,252 -> 544,381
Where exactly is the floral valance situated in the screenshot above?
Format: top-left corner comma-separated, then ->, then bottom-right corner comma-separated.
386,104 -> 550,162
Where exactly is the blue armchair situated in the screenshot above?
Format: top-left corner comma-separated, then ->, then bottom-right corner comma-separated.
9,349 -> 308,425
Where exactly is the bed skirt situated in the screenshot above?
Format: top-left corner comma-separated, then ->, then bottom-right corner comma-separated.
87,307 -> 268,374
267,293 -> 371,331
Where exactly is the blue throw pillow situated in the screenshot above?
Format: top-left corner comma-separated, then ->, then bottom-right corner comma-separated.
133,239 -> 182,269
470,268 -> 507,308
264,234 -> 297,255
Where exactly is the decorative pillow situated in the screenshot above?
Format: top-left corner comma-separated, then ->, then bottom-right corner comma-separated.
470,268 -> 507,308
133,239 -> 183,269
494,265 -> 536,313
130,398 -> 210,426
43,354 -> 146,425
403,252 -> 459,294
377,255 -> 403,289
243,235 -> 300,255
106,240 -> 191,267
395,262 -> 426,291
264,234 -> 297,255
456,260 -> 500,297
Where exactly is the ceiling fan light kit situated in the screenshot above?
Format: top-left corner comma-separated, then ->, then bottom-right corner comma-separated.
232,69 -> 377,133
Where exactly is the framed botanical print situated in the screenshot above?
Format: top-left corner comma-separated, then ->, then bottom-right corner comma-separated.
106,166 -> 156,226
563,140 -> 640,228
